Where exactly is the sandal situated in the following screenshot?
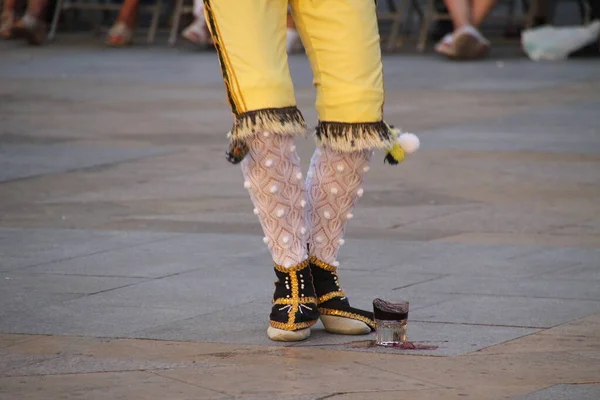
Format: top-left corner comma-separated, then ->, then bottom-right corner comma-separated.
452,26 -> 490,60
106,21 -> 133,47
434,33 -> 456,58
12,14 -> 47,45
182,18 -> 208,46
0,11 -> 15,40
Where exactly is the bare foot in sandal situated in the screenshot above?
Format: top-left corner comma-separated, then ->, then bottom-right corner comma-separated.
0,11 -> 15,39
452,25 -> 490,60
12,13 -> 47,45
106,21 -> 133,47
182,18 -> 209,46
435,33 -> 456,58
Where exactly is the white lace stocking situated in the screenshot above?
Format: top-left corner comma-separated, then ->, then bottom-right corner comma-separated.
306,147 -> 372,265
241,133 -> 308,268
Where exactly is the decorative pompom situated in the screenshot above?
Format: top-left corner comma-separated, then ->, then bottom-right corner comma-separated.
226,137 -> 249,164
384,143 -> 405,165
397,133 -> 420,154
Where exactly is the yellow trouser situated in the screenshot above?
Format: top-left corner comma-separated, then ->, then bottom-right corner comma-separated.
204,0 -> 393,160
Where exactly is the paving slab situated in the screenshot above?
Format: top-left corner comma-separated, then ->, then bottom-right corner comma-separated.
515,384 -> 600,400
0,143 -> 173,182
154,361 -> 442,397
1,229 -> 599,354
0,355 -> 192,377
0,303 -> 204,337
293,322 -> 539,356
420,100 -> 600,154
0,353 -> 58,376
24,232 -> 269,277
410,295 -> 600,328
0,370 -> 231,400
0,334 -> 37,349
0,228 -> 177,272
396,274 -> 600,300
535,264 -> 600,281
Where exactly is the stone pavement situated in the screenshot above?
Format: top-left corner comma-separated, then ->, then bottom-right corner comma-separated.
0,38 -> 599,399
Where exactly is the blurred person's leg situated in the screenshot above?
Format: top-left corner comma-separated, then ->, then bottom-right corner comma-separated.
12,0 -> 49,45
437,0 -> 492,59
203,0 -> 318,342
286,9 -> 301,53
0,0 -> 17,39
471,0 -> 498,26
444,0 -> 470,27
182,0 -> 211,46
290,0 -> 390,335
106,0 -> 138,46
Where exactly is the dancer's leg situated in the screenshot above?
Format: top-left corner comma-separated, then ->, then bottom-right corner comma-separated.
291,0 -> 392,334
204,0 -> 317,341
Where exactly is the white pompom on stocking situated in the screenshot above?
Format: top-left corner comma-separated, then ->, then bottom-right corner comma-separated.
397,133 -> 420,154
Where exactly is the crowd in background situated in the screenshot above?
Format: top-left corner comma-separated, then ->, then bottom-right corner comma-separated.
1,0 -> 599,60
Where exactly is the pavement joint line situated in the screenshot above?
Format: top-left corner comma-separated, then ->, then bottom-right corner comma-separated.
505,247 -> 553,261
10,272 -> 153,279
128,301 -> 260,336
520,263 -> 584,279
2,367 -> 181,379
386,205 -> 485,230
4,231 -> 187,273
408,320 -> 545,330
544,219 -> 598,234
147,369 -> 234,398
314,393 -> 342,400
83,280 -> 155,297
0,336 -> 38,349
418,292 -> 600,302
353,360 -> 449,389
0,355 -> 62,376
0,148 -> 181,185
147,267 -> 209,281
391,275 -> 451,291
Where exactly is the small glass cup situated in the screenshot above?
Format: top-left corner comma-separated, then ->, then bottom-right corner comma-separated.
373,298 -> 409,347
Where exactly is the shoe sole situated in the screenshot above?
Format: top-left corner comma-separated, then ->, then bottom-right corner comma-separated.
320,315 -> 371,335
267,326 -> 311,342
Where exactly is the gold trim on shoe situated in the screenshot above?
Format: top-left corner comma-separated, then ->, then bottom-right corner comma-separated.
274,259 -> 310,273
319,308 -> 376,330
317,291 -> 346,304
270,259 -> 318,332
309,256 -> 339,272
269,319 -> 317,331
274,296 -> 318,305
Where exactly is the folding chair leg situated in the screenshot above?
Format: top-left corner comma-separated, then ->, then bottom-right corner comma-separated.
48,0 -> 64,41
386,0 -> 411,52
417,0 -> 435,52
169,0 -> 185,46
147,0 -> 162,44
387,15 -> 403,52
525,0 -> 540,29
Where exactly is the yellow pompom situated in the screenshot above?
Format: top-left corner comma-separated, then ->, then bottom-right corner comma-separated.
384,142 -> 405,165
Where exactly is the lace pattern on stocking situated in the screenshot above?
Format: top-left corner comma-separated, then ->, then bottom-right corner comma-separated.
306,147 -> 372,265
241,133 -> 308,267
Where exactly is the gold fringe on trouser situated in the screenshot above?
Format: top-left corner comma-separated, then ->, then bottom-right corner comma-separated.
226,107 -> 307,164
314,121 -> 395,152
